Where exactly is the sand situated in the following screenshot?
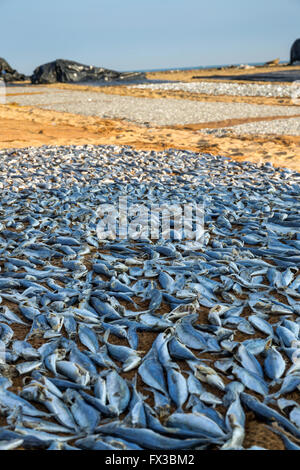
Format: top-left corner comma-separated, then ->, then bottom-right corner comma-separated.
1,63 -> 299,170
1,101 -> 299,171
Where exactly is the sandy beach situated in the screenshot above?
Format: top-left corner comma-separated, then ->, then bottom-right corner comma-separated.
1,64 -> 300,171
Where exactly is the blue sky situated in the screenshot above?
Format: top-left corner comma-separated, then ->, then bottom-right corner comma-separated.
1,0 -> 299,74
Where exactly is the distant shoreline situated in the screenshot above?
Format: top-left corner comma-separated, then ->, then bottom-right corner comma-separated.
126,60 -> 289,74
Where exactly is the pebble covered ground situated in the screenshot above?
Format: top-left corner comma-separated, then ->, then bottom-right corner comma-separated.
0,145 -> 299,450
131,81 -> 297,99
202,117 -> 300,137
5,87 -> 299,128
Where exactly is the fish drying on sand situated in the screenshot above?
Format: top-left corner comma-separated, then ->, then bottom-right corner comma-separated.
0,144 -> 299,450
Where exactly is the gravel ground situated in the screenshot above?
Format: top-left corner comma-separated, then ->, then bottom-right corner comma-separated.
202,117 -> 300,137
130,81 -> 298,98
5,88 -> 300,127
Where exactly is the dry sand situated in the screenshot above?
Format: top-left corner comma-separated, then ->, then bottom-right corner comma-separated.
1,100 -> 299,171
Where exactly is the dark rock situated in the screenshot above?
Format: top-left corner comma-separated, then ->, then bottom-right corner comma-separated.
0,58 -> 27,82
31,59 -> 145,84
290,39 -> 300,65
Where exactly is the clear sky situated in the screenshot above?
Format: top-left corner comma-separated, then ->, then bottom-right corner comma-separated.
1,0 -> 299,75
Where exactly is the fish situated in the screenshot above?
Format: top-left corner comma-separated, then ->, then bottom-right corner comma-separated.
1,144 -> 300,450
103,331 -> 142,372
166,412 -> 228,440
95,422 -> 210,449
264,347 -> 286,381
166,367 -> 188,411
237,344 -> 264,378
241,393 -> 300,439
64,389 -> 100,433
138,356 -> 168,395
106,370 -> 131,415
232,365 -> 268,396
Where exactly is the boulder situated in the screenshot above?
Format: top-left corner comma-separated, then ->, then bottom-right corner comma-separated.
0,58 -> 27,82
290,39 -> 300,65
31,59 -> 145,84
